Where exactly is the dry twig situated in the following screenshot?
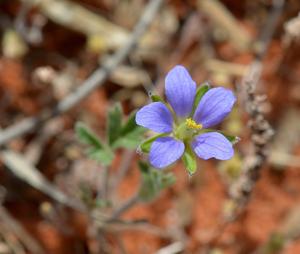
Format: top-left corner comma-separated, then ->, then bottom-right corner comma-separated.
229,0 -> 284,207
0,150 -> 85,211
0,205 -> 45,254
110,150 -> 135,193
283,12 -> 300,46
156,242 -> 184,254
21,0 -> 161,51
108,193 -> 140,222
203,0 -> 284,250
229,62 -> 274,207
197,0 -> 252,51
0,0 -> 163,146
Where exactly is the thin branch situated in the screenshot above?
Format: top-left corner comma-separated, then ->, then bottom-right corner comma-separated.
156,242 -> 184,254
108,193 -> 140,222
254,0 -> 286,60
21,0 -> 129,49
229,0 -> 284,208
110,150 -> 135,192
103,221 -> 177,239
197,0 -> 252,51
114,232 -> 128,254
0,150 -> 85,211
0,206 -> 45,254
0,0 -> 163,146
24,118 -> 64,165
204,0 -> 284,250
101,166 -> 109,200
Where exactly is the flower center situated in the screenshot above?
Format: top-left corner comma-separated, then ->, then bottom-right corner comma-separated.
174,118 -> 203,141
185,118 -> 202,130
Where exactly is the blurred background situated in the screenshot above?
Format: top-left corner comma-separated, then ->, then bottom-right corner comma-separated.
1,0 -> 300,253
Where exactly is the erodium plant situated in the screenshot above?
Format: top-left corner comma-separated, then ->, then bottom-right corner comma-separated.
136,65 -> 238,174
75,65 -> 238,207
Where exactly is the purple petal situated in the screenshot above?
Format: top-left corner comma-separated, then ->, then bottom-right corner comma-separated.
149,137 -> 185,168
165,65 -> 196,118
192,132 -> 234,160
193,87 -> 236,128
136,102 -> 173,133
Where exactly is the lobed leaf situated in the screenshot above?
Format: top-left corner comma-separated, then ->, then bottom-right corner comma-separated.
107,103 -> 123,145
88,147 -> 114,166
75,122 -> 103,148
138,161 -> 176,202
76,122 -> 114,166
112,111 -> 146,149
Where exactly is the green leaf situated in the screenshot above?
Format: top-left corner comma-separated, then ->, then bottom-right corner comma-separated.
150,94 -> 164,103
139,134 -> 166,153
107,103 -> 123,146
192,82 -> 210,113
112,111 -> 146,149
112,128 -> 145,149
75,122 -> 114,166
138,161 -> 176,202
95,199 -> 112,208
120,111 -> 138,136
88,147 -> 114,166
262,232 -> 285,254
160,172 -> 176,189
182,145 -> 197,175
138,160 -> 150,173
75,122 -> 103,149
78,183 -> 94,208
220,133 -> 240,144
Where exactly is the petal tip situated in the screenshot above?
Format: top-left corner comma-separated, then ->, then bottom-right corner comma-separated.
149,137 -> 185,168
192,132 -> 234,161
135,102 -> 173,133
165,65 -> 197,117
193,87 -> 236,128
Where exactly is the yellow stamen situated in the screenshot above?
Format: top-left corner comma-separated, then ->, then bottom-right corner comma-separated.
185,118 -> 202,130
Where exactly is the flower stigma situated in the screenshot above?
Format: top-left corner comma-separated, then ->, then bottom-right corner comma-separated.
174,118 -> 203,141
185,118 -> 202,130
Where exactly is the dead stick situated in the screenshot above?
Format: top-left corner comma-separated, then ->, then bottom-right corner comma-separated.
0,206 -> 45,254
0,0 -> 163,146
204,0 -> 284,251
230,0 -> 284,207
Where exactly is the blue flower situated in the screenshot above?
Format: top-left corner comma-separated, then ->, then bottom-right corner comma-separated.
136,65 -> 236,170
